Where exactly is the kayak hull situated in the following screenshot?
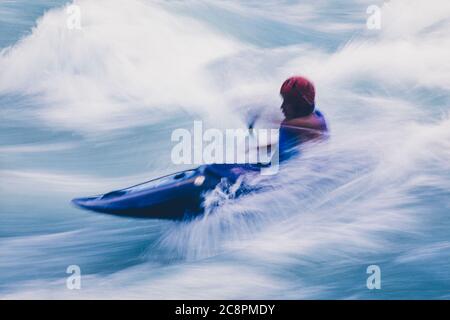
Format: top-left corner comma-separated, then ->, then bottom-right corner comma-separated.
71,164 -> 258,219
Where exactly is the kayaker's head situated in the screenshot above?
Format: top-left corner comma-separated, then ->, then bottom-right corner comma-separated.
280,76 -> 315,119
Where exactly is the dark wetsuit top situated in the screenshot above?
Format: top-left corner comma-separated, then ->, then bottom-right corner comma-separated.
278,110 -> 327,162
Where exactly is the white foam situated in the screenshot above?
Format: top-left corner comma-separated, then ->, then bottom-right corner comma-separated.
0,0 -> 245,133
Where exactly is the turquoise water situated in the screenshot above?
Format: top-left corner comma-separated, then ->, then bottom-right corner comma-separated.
1,0 -> 450,299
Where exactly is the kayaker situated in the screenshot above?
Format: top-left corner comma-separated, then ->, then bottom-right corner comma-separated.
280,75 -> 327,134
277,75 -> 328,161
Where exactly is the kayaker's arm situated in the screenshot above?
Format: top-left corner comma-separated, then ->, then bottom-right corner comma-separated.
281,113 -> 325,131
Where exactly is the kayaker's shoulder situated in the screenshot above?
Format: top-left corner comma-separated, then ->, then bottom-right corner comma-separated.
281,110 -> 327,132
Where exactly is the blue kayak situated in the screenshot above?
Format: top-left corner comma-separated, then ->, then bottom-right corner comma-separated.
72,113 -> 328,219
71,164 -> 261,219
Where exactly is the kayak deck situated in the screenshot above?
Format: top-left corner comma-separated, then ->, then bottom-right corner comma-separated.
72,164 -> 260,219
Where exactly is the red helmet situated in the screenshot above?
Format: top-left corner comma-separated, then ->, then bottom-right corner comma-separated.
280,76 -> 315,107
280,76 -> 315,118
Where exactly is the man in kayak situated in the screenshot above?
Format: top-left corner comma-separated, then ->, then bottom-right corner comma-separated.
72,76 -> 328,218
279,75 -> 327,139
275,75 -> 328,162
233,75 -> 328,175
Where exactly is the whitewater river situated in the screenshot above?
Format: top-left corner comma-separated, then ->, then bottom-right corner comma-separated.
1,0 -> 450,299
